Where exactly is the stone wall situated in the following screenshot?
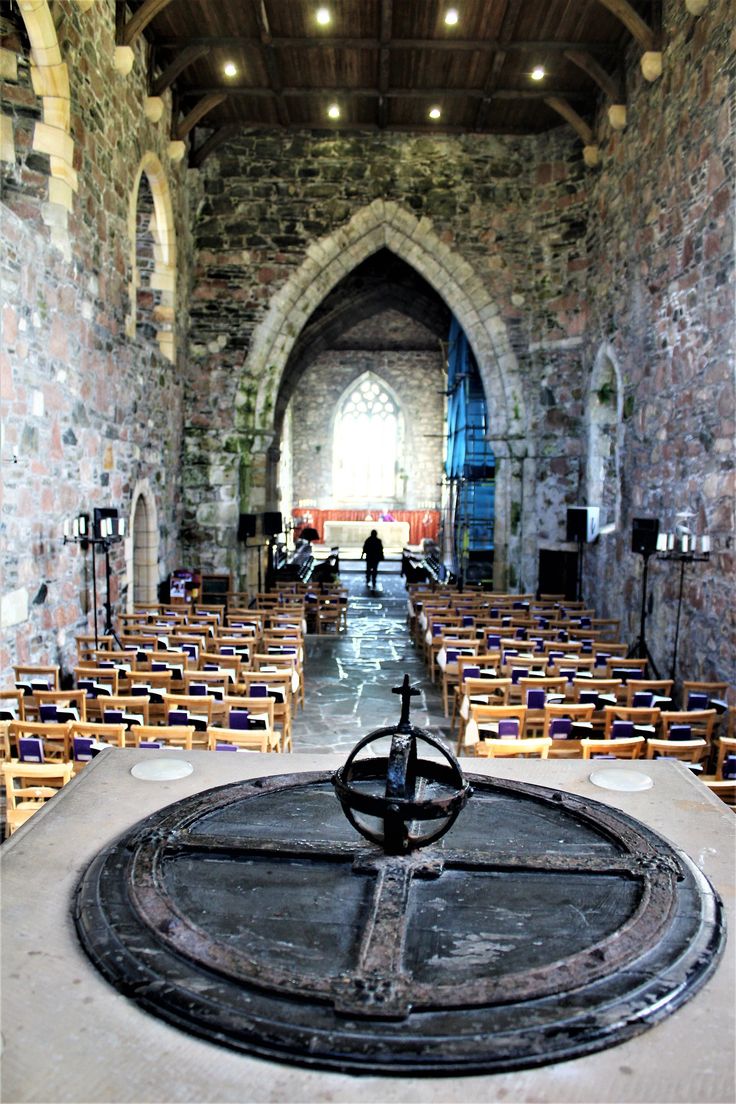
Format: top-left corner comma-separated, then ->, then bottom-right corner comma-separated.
582,0 -> 735,686
290,345 -> 444,510
0,0 -> 192,686
184,126 -> 591,589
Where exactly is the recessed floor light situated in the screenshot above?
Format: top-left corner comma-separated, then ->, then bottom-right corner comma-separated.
531,66 -> 545,81
223,62 -> 237,78
445,8 -> 459,25
316,7 -> 331,25
327,103 -> 340,119
429,106 -> 441,119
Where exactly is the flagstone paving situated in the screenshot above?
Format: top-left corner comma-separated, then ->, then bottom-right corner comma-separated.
292,565 -> 451,755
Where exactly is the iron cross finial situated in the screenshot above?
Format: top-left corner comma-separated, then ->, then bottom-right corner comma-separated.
392,674 -> 420,731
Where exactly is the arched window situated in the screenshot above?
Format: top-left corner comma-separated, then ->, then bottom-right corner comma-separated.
332,373 -> 404,506
134,172 -> 157,342
129,484 -> 159,607
126,153 -> 176,362
586,346 -> 623,528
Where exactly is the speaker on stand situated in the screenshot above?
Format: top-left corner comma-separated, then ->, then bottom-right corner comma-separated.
565,506 -> 600,601
263,512 -> 284,590
628,517 -> 660,676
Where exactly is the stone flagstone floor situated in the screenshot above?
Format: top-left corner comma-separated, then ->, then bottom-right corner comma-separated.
292,564 -> 451,755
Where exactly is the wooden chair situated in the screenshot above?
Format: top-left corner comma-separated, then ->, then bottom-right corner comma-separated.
461,704 -> 528,755
605,658 -> 649,681
706,735 -> 736,781
252,653 -> 303,712
570,678 -> 622,706
74,668 -> 120,719
8,720 -> 71,762
439,640 -> 482,716
2,760 -> 73,836
33,689 -> 88,724
703,781 -> 736,809
208,696 -> 280,752
0,689 -> 25,722
101,695 -> 151,729
659,710 -> 718,757
452,676 -> 511,744
182,670 -> 231,700
162,693 -> 221,732
581,737 -> 645,759
681,680 -> 729,709
645,738 -> 708,765
13,664 -> 60,692
602,706 -> 661,740
132,725 -> 196,750
475,737 -> 552,759
68,720 -> 127,749
624,679 -> 674,708
542,703 -> 595,758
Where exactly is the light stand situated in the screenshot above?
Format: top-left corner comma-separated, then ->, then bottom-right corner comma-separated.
628,549 -> 660,677
656,529 -> 711,680
64,510 -> 126,650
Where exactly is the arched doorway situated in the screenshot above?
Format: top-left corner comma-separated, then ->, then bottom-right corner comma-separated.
128,482 -> 159,607
586,344 -> 623,529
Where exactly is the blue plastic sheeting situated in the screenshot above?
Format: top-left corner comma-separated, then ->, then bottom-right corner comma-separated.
445,318 -> 495,551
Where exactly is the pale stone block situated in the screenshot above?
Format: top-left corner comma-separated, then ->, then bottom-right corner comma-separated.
150,269 -> 175,293
0,47 -> 18,82
32,388 -> 44,416
114,45 -> 135,76
168,140 -> 186,163
1,586 -> 29,629
31,60 -> 69,98
41,200 -> 68,229
0,113 -> 14,164
144,96 -> 164,123
583,144 -> 600,168
48,175 -> 74,211
685,0 -> 708,13
33,120 -> 73,163
640,51 -> 663,81
49,154 -> 78,191
608,104 -> 627,130
43,95 -> 70,133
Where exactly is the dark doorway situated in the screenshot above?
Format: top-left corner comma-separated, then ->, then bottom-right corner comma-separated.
537,549 -> 579,601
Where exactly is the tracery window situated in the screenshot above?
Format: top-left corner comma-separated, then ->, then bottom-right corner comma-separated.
332,373 -> 403,505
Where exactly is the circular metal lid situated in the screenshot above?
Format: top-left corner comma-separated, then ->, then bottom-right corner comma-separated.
74,769 -> 725,1075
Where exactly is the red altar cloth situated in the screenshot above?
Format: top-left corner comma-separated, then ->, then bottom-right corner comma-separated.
292,509 -> 439,546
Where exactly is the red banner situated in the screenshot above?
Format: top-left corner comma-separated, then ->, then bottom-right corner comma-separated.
292,508 -> 439,546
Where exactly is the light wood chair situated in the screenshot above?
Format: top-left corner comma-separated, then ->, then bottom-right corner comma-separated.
162,693 -> 221,733
706,735 -> 736,781
33,690 -> 88,723
602,706 -> 661,740
624,679 -> 674,707
132,725 -> 196,750
0,689 -> 25,721
68,720 -> 127,750
645,738 -> 708,765
2,760 -> 73,836
8,720 -> 71,762
703,781 -> 736,809
460,704 -> 528,755
659,710 -> 718,756
13,664 -> 60,691
542,703 -> 595,758
475,737 -> 552,759
101,695 -> 151,729
581,737 -> 645,759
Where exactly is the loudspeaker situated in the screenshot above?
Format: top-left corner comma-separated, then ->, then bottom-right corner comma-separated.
237,513 -> 257,541
632,517 -> 660,555
566,506 -> 600,543
263,511 -> 283,536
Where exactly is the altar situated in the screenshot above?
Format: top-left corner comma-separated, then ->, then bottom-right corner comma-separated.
1,750 -> 734,1103
323,519 -> 409,551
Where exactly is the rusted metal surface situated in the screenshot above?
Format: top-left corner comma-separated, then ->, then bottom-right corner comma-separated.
74,768 -> 726,1075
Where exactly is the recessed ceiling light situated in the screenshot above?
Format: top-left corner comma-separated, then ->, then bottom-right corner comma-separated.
429,106 -> 442,120
316,7 -> 331,25
327,103 -> 340,119
531,65 -> 545,81
223,62 -> 237,78
444,8 -> 459,25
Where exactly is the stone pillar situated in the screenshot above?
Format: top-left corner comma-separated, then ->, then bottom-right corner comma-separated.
489,438 -> 537,594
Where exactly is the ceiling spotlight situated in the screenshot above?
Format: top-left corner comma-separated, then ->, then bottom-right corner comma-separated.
531,65 -> 546,81
223,62 -> 237,78
444,8 -> 459,25
429,106 -> 442,120
327,103 -> 340,119
316,7 -> 331,25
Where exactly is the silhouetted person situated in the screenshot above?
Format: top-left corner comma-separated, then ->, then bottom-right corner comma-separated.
362,529 -> 384,588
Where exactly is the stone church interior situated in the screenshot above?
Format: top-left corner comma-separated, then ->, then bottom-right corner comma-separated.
0,1 -> 734,1100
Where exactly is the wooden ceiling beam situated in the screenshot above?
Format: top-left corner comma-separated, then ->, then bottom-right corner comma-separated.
175,92 -> 227,139
594,0 -> 657,51
190,124 -> 240,168
377,0 -> 393,129
544,96 -> 594,144
564,50 -> 621,103
181,86 -> 590,102
155,35 -> 617,56
151,44 -> 210,96
476,0 -> 523,130
254,0 -> 290,128
119,0 -> 174,47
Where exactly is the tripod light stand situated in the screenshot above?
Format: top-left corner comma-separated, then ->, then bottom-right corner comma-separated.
627,548 -> 660,678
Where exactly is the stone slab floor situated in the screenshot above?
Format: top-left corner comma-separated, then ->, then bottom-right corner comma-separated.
293,564 -> 451,755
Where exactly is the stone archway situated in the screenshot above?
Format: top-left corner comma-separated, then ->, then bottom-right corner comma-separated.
586,342 -> 624,530
13,0 -> 83,258
126,480 -> 159,609
126,152 -> 177,362
239,200 -> 527,589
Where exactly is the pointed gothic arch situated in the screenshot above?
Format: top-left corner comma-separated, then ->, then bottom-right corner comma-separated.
586,342 -> 624,529
127,152 -> 177,362
241,199 -> 525,446
126,480 -> 159,609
